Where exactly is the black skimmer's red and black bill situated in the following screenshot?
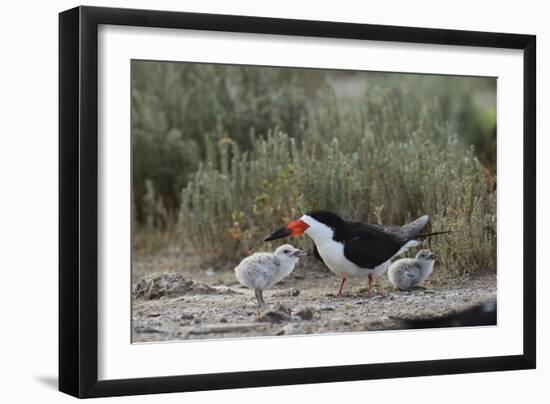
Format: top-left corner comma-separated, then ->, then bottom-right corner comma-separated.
265,210 -> 448,296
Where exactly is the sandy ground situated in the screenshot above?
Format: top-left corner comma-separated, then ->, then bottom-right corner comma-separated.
132,251 -> 497,342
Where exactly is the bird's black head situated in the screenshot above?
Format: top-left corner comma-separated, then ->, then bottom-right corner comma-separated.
306,210 -> 345,230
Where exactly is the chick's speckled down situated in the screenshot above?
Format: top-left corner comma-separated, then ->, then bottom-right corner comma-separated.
387,249 -> 435,289
234,244 -> 305,304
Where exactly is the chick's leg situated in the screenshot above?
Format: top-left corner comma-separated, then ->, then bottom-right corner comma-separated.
255,289 -> 265,306
368,274 -> 374,296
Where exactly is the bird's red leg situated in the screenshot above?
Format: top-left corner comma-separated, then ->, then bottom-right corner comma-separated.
368,274 -> 373,296
336,277 -> 346,297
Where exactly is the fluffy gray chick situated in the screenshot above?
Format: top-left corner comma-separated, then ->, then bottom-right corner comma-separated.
235,244 -> 306,305
387,249 -> 436,290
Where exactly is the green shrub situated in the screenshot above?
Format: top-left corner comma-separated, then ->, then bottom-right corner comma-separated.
178,91 -> 496,277
132,62 -> 320,224
132,62 -> 496,279
132,64 -> 496,230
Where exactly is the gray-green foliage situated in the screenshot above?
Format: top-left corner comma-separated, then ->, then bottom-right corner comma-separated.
133,63 -> 495,233
132,62 -> 496,278
179,89 -> 496,277
132,62 -> 318,224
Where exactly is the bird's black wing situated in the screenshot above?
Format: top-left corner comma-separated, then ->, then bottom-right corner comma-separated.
343,223 -> 407,269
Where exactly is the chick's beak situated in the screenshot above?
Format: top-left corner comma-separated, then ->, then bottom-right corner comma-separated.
292,249 -> 307,257
264,219 -> 309,242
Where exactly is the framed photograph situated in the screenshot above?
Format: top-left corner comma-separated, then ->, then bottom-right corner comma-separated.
59,6 -> 536,398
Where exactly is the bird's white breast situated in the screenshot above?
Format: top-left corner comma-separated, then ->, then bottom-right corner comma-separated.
315,238 -> 389,278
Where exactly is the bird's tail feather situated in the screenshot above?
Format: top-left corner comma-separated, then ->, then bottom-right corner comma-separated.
415,230 -> 453,239
400,215 -> 429,239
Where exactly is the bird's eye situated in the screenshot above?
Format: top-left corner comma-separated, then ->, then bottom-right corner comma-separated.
284,250 -> 289,254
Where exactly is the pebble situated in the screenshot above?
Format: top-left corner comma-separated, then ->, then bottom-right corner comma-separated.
256,310 -> 292,324
290,288 -> 301,297
274,304 -> 292,315
295,307 -> 314,321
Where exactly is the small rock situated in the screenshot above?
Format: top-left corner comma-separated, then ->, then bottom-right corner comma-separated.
180,313 -> 194,320
220,317 -> 228,323
256,310 -> 292,324
295,307 -> 314,321
147,290 -> 164,299
133,273 -> 240,299
290,288 -> 301,297
274,304 -> 292,316
133,273 -> 194,299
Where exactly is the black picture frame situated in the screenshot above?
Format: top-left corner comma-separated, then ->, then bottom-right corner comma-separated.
59,5 -> 536,398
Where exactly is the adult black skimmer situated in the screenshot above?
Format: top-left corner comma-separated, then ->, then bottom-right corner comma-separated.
234,244 -> 306,306
265,210 -> 447,296
387,249 -> 436,290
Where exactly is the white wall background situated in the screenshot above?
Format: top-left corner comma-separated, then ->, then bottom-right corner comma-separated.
0,0 -> 546,402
